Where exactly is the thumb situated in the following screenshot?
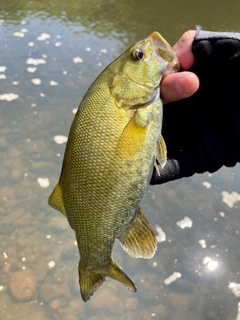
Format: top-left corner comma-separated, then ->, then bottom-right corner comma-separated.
161,71 -> 199,104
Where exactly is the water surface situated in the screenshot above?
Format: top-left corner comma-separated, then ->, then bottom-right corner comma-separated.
1,1 -> 240,319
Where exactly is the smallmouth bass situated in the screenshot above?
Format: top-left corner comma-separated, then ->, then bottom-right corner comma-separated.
48,32 -> 179,301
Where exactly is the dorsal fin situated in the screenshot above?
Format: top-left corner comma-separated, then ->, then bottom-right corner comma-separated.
48,183 -> 66,216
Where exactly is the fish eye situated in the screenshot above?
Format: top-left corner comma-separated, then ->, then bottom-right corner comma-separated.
133,49 -> 144,61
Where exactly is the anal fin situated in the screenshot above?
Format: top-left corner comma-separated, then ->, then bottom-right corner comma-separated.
118,208 -> 157,259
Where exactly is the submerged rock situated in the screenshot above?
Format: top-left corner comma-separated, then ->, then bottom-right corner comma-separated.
9,269 -> 36,301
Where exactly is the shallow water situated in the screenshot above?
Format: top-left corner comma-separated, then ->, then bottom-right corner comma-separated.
1,1 -> 240,319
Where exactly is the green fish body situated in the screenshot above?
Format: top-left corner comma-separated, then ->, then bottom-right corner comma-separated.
48,32 -> 179,301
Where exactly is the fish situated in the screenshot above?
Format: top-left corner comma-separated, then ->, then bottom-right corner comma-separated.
48,31 -> 179,302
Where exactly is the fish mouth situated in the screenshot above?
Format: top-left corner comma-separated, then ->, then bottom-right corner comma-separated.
149,31 -> 180,74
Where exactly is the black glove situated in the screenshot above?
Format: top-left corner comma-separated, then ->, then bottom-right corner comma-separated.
151,27 -> 240,185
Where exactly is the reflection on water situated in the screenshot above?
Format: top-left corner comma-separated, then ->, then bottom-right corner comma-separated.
1,0 -> 240,319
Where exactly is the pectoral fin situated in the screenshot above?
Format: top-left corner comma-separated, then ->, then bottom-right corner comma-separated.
154,134 -> 167,176
115,111 -> 148,158
118,208 -> 157,259
48,183 -> 66,217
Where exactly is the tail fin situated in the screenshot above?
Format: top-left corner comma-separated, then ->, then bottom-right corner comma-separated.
79,269 -> 105,302
107,260 -> 137,293
79,260 -> 136,302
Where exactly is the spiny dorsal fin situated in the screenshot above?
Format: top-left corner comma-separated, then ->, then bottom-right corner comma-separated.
118,208 -> 157,259
155,134 -> 167,175
48,183 -> 66,217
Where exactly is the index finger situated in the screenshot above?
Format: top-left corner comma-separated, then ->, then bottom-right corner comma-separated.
172,30 -> 196,70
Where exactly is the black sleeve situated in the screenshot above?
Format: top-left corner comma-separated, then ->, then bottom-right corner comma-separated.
151,27 -> 240,185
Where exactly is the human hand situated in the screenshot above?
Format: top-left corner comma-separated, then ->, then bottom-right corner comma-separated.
161,30 -> 199,104
151,28 -> 240,185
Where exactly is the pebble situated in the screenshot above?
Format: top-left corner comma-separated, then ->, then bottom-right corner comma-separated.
50,80 -> 58,86
26,58 -> 46,65
13,32 -> 25,37
27,67 -> 37,73
0,93 -> 19,101
222,191 -> 240,208
37,177 -> 50,188
72,108 -> 78,114
37,33 -> 51,41
202,181 -> 211,188
53,135 -> 68,144
176,216 -> 193,229
48,260 -> 55,269
73,57 -> 83,63
31,78 -> 41,85
164,272 -> 181,285
49,299 -> 61,309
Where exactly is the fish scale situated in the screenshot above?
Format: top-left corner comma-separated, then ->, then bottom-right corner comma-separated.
48,31 -> 179,301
